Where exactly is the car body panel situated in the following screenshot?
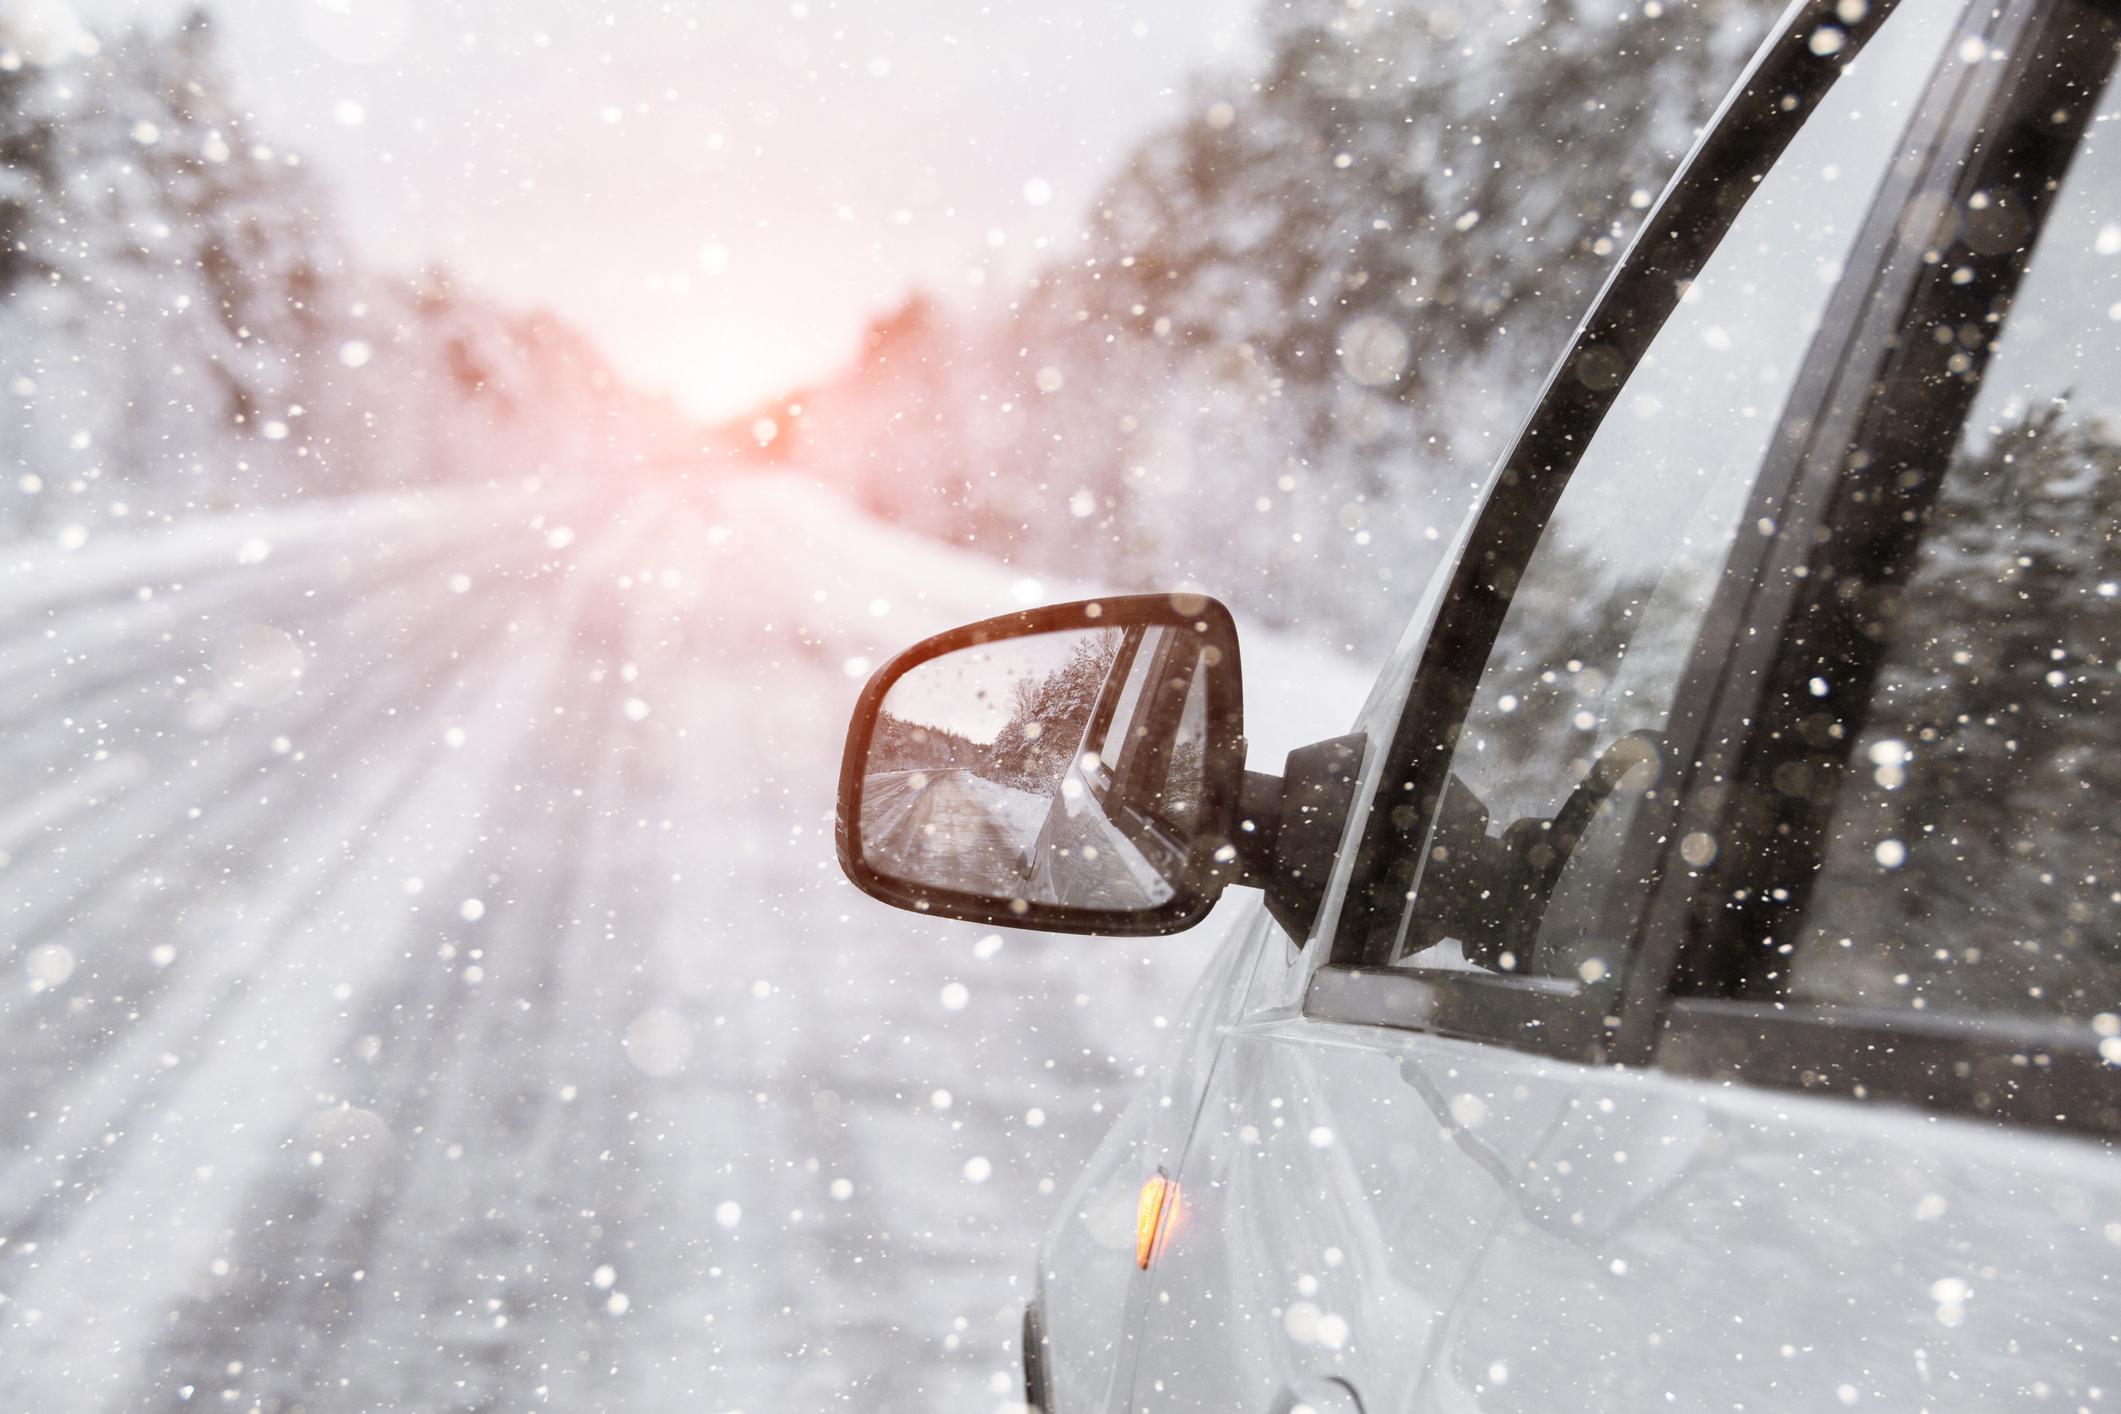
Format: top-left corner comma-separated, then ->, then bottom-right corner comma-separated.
1131,1014 -> 2121,1412
1447,1062 -> 2121,1409
1127,1020 -> 1569,1414
1038,902 -> 1272,1412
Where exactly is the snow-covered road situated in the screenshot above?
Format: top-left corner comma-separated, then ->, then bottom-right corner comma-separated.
0,475 -> 1372,1413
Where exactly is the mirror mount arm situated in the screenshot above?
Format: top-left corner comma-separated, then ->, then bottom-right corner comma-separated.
1226,733 -> 1367,943
1232,769 -> 1284,877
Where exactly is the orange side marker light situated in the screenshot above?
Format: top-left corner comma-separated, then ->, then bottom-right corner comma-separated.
1136,1170 -> 1178,1270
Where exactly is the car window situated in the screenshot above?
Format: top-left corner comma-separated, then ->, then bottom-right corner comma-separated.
1766,38 -> 2121,1022
1355,0 -> 1958,998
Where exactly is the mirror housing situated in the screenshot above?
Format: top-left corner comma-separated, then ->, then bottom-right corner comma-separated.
835,594 -> 1247,935
835,592 -> 1369,940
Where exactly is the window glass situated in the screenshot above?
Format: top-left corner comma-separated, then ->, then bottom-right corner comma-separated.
1368,0 -> 1955,988
1790,59 -> 2121,1020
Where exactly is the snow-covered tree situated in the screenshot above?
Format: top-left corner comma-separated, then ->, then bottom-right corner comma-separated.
788,0 -> 1780,652
988,631 -> 1122,790
0,8 -> 698,542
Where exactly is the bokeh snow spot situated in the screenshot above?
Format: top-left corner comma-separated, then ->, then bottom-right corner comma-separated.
1339,315 -> 1410,386
623,1008 -> 694,1077
1283,1301 -> 1320,1342
25,943 -> 74,992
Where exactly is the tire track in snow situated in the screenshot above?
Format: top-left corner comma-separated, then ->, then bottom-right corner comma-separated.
0,503 -> 637,1197
0,497 -> 660,1409
0,477 -> 1371,1414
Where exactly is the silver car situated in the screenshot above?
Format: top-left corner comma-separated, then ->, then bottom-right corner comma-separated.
838,0 -> 2121,1406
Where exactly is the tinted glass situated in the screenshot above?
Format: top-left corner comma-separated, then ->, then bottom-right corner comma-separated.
1364,0 -> 1956,990
1789,57 -> 2121,1020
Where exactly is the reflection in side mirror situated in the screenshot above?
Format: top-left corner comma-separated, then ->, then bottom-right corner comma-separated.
866,625 -> 1180,909
837,595 -> 1246,935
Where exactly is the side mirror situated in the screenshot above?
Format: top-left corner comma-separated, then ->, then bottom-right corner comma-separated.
834,594 -> 1246,934
835,591 -> 1370,940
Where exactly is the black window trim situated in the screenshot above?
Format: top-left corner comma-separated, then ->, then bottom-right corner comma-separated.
1081,623 -> 1150,801
1659,998 -> 2121,1133
1309,0 -> 1933,1061
1638,0 -> 2121,1141
1103,627 -> 1211,875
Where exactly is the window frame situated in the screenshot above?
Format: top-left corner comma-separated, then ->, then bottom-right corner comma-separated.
1097,627 -> 1211,880
1307,0 -> 1983,1063
1638,0 -> 2121,1138
1080,624 -> 1151,801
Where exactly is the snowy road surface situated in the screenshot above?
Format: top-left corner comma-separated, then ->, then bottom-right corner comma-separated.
859,769 -> 1040,900
0,475 -> 1372,1413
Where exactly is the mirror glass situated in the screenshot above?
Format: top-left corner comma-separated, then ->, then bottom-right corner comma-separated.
858,624 -> 1220,911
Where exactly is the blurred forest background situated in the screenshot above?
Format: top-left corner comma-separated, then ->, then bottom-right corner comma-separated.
0,0 -> 1781,651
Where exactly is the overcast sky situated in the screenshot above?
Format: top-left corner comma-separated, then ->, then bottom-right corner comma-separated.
65,0 -> 1259,421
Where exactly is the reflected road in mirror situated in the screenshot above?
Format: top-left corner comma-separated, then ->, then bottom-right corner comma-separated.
861,766 -> 1049,898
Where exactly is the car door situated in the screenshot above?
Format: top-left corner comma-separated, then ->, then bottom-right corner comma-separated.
1428,0 -> 2121,1399
1119,0 -> 2101,1409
